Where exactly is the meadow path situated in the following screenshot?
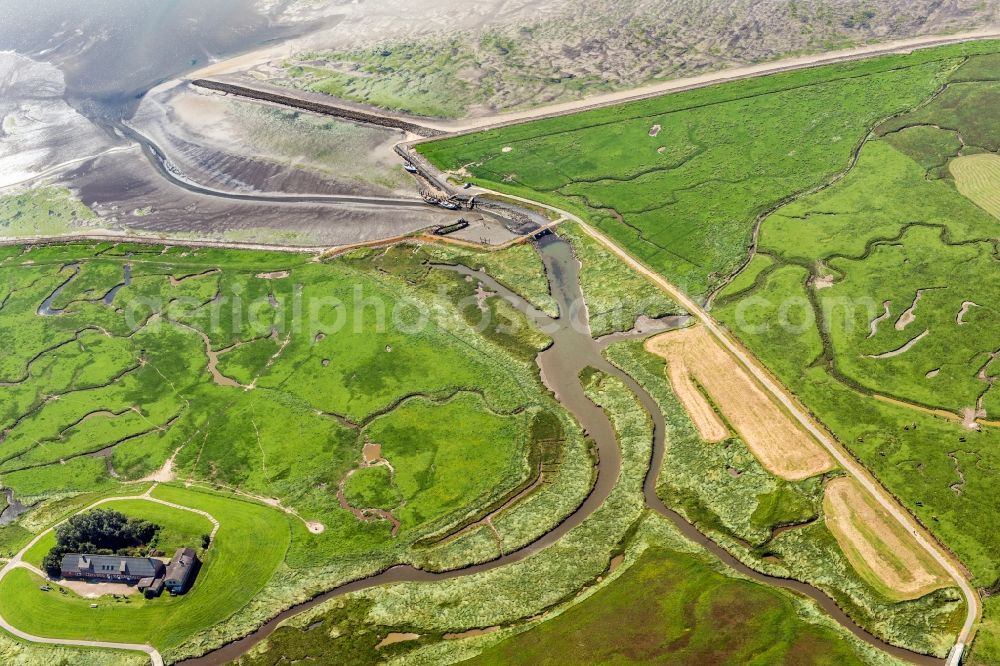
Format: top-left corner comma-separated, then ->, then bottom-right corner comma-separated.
0,484 -> 222,666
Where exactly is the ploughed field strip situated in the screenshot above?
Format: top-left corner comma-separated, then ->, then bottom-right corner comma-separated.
645,325 -> 833,480
824,477 -> 950,602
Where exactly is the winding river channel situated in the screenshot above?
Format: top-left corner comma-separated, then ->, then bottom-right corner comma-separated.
180,233 -> 936,666
112,121 -> 435,209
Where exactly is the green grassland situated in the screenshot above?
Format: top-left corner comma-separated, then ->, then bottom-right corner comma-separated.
0,240 -> 561,539
973,597 -> 1000,666
0,631 -> 146,666
0,485 -> 290,652
708,53 -> 1000,659
234,372 -> 891,666
0,238 -> 603,661
8,45 -> 1000,663
362,393 -> 529,532
417,43 -> 1000,660
605,340 -> 963,656
235,368 -> 658,664
463,547 -> 866,666
419,242 -> 557,317
0,187 -> 98,238
419,41 -> 1000,299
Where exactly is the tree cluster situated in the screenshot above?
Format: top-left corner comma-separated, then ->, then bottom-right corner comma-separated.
43,509 -> 160,577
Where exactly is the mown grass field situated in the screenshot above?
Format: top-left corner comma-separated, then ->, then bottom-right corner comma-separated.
0,485 -> 290,651
823,477 -> 950,602
950,153 -> 1000,219
419,41 -> 1000,298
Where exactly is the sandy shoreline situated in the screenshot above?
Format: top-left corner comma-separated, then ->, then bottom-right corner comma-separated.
435,27 -> 1000,132
179,26 -> 1000,138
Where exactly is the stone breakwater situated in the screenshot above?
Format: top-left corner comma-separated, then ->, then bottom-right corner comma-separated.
190,79 -> 445,137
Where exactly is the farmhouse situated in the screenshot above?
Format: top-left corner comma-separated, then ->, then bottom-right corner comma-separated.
60,554 -> 165,583
138,576 -> 165,598
164,547 -> 198,594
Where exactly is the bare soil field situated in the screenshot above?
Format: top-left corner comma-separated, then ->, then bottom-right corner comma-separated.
646,325 -> 834,481
824,477 -> 951,601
